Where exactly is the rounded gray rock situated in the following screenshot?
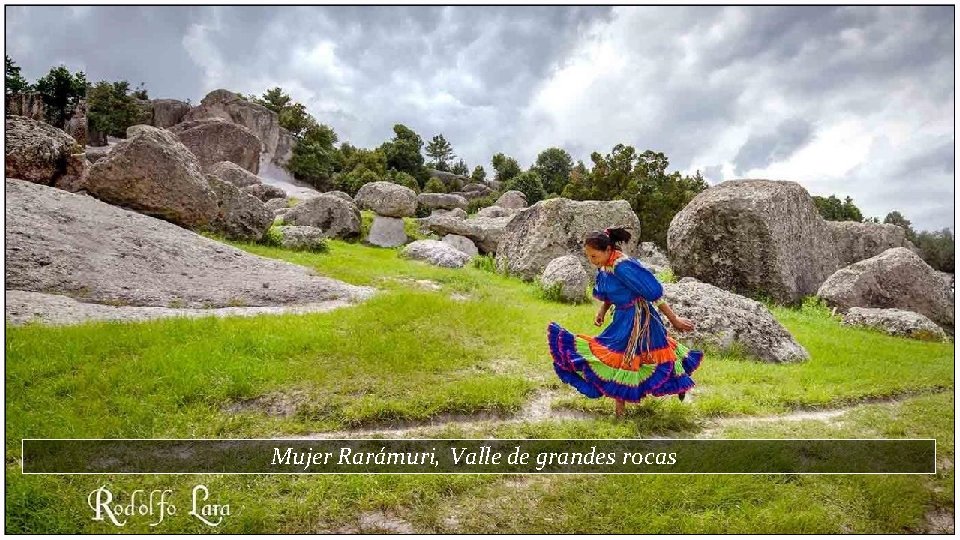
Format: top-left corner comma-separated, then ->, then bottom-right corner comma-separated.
418,192 -> 469,211
663,278 -> 809,363
5,115 -> 83,185
355,181 -> 418,218
476,205 -> 519,218
668,179 -> 838,304
368,215 -> 408,247
817,247 -> 954,331
442,234 -> 479,257
540,255 -> 589,303
205,174 -> 273,241
842,307 -> 947,341
284,193 -> 361,240
401,240 -> 471,268
274,225 -> 327,251
205,160 -> 263,188
169,117 -> 261,174
495,190 -> 528,209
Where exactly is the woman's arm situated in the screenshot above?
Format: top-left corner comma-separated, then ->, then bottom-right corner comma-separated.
655,300 -> 695,332
595,300 -> 612,326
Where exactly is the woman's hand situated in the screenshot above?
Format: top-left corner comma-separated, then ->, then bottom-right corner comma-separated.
594,309 -> 607,327
670,316 -> 695,333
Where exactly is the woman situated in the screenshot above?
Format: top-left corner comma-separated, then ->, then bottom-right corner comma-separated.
547,227 -> 703,417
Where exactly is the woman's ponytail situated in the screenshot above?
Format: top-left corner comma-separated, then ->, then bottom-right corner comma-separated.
585,227 -> 633,251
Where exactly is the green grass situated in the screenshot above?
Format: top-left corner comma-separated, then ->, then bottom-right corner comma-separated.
5,238 -> 955,533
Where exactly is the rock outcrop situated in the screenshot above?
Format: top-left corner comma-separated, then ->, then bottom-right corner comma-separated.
5,179 -> 373,311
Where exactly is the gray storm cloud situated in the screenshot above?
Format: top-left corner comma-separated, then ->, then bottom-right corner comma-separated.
5,5 -> 953,230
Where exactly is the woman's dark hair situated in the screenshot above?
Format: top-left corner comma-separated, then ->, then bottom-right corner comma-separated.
585,227 -> 632,251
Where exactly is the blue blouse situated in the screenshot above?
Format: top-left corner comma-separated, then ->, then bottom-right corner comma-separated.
592,253 -> 669,353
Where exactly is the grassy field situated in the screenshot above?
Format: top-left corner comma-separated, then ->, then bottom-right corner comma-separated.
6,238 -> 955,533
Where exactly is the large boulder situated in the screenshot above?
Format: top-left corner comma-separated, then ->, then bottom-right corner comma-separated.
817,247 -> 954,331
418,192 -> 469,211
495,198 -> 641,280
284,193 -> 361,240
169,118 -> 261,174
5,179 -> 373,310
540,255 -> 589,303
205,174 -> 273,241
367,215 -> 407,247
5,115 -> 84,185
355,181 -> 417,218
182,89 -> 282,158
825,221 -> 916,267
442,234 -> 479,257
205,160 -> 262,188
83,125 -> 218,229
495,190 -> 528,209
663,278 -> 809,363
667,179 -> 838,304
151,98 -> 191,128
841,307 -> 947,341
401,240 -> 471,268
421,214 -> 512,254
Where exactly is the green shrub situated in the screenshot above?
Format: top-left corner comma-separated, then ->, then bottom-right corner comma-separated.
534,279 -> 566,303
467,193 -> 499,215
471,254 -> 498,273
360,210 -> 374,240
800,295 -> 837,319
403,217 -> 430,241
261,225 -> 285,247
391,171 -> 420,193
655,268 -> 677,284
424,177 -> 446,193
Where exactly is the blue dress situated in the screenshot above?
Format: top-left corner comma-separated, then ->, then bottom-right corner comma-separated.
547,250 -> 703,402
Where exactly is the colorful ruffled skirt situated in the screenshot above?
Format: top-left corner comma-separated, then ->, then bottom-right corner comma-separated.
547,307 -> 703,402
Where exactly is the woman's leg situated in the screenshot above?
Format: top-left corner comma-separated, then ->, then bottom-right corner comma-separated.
615,399 -> 625,417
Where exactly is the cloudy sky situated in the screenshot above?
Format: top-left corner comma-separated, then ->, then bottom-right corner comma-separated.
6,5 -> 954,230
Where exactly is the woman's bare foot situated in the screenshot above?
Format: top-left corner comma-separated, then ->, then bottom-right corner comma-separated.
615,399 -> 625,417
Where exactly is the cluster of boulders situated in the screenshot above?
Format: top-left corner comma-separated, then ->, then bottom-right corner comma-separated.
667,180 -> 918,304
665,178 -> 954,339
